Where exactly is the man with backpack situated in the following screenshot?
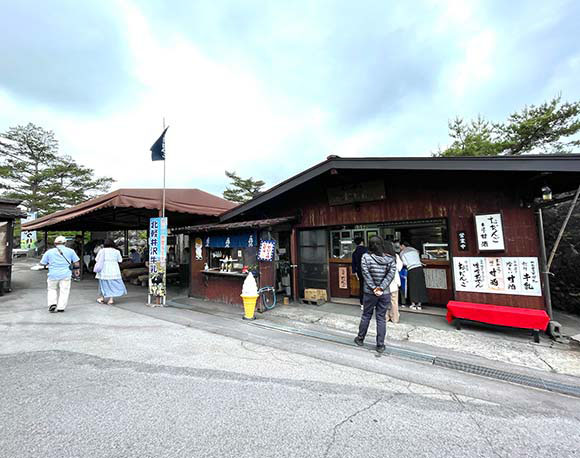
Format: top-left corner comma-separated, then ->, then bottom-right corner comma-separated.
39,235 -> 80,313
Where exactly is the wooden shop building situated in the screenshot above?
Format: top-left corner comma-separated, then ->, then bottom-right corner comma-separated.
179,155 -> 580,316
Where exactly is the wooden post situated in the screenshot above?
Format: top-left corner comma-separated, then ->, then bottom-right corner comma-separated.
535,209 -> 552,319
124,229 -> 129,257
43,231 -> 48,254
547,184 -> 580,271
290,227 -> 299,301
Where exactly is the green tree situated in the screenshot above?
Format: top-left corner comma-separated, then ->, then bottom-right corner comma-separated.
437,95 -> 580,157
223,170 -> 265,203
0,123 -> 113,214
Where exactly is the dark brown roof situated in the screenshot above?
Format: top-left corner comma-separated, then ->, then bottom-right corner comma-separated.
0,198 -> 26,220
220,154 -> 580,221
22,188 -> 237,231
174,216 -> 295,233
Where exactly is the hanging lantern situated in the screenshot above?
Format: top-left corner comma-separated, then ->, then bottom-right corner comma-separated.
541,185 -> 552,202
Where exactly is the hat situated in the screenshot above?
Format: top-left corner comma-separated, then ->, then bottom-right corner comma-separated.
54,236 -> 67,245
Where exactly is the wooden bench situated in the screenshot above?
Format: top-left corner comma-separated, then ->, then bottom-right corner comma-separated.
446,300 -> 550,343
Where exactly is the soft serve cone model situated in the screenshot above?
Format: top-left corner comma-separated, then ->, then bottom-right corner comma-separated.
241,272 -> 259,320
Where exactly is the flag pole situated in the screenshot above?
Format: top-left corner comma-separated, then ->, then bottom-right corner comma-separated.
162,117 -> 166,218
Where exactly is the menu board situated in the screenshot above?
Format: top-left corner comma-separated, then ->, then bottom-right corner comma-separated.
475,213 -> 505,251
453,257 -> 541,297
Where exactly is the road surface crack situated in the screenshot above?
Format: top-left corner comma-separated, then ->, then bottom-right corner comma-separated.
452,393 -> 504,458
533,349 -> 556,372
323,396 -> 385,458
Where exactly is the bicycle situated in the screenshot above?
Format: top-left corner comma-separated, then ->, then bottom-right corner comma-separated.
258,286 -> 277,310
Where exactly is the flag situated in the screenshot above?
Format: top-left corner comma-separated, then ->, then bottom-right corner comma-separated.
150,127 -> 169,161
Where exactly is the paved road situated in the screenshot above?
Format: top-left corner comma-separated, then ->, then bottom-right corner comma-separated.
1,262 -> 580,457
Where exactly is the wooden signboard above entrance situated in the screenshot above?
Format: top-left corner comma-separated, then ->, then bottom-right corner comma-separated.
327,180 -> 385,206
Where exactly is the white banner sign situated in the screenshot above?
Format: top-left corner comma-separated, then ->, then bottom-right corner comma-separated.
453,257 -> 541,297
475,213 -> 505,251
20,212 -> 37,250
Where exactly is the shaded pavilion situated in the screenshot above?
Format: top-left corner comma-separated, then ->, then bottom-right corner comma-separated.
22,188 -> 237,278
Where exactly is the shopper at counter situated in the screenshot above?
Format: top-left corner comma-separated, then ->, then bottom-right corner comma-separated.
384,241 -> 403,323
354,236 -> 396,354
400,241 -> 428,310
351,237 -> 367,306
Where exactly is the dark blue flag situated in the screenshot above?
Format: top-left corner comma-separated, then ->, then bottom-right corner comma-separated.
150,127 -> 169,161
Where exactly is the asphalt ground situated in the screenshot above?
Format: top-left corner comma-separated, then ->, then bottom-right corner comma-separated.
1,260 -> 580,457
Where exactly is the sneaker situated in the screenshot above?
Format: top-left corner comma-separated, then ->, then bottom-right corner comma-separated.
354,337 -> 364,347
415,305 -> 422,311
48,304 -> 57,313
57,309 -> 65,313
400,304 -> 408,308
409,305 -> 417,311
376,345 -> 386,353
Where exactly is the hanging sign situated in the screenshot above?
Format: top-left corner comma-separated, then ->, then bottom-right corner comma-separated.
204,232 -> 256,248
20,212 -> 37,250
453,257 -> 541,296
194,237 -> 203,260
457,231 -> 468,251
257,239 -> 276,261
475,213 -> 505,251
338,266 -> 348,289
149,217 -> 168,297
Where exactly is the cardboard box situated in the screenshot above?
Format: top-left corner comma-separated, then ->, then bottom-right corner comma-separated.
304,288 -> 327,302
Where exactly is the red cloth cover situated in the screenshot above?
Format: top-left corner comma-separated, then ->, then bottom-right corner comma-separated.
446,301 -> 549,331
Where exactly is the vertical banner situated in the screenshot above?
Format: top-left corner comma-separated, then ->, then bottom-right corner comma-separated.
20,212 -> 37,250
475,213 -> 505,251
149,217 -> 168,297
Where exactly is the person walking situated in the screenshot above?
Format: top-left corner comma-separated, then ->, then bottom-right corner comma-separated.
351,237 -> 367,308
400,241 -> 429,310
40,235 -> 80,313
354,236 -> 396,353
384,241 -> 403,323
95,239 -> 127,305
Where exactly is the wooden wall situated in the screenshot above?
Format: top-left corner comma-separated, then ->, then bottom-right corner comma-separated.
237,170 -> 545,310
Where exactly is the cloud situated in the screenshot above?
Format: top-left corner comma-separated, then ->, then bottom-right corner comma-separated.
0,0 -> 136,112
1,0 -> 579,201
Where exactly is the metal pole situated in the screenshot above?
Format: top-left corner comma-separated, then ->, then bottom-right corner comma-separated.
547,184 -> 580,271
80,231 -> 85,281
535,209 -> 553,319
162,117 -> 166,219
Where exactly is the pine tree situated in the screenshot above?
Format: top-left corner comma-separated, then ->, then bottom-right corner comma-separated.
223,170 -> 265,203
437,95 -> 580,157
0,123 -> 113,214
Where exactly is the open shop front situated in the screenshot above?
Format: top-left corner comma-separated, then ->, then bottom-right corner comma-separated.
301,217 -> 452,307
180,217 -> 295,307
217,156 -> 580,324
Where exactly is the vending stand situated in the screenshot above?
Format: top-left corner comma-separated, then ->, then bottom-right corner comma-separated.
0,198 -> 26,295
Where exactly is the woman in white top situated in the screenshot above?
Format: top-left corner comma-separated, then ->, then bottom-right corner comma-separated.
384,241 -> 403,323
95,239 -> 127,305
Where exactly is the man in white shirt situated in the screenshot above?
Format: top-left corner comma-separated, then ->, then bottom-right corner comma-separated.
39,236 -> 80,313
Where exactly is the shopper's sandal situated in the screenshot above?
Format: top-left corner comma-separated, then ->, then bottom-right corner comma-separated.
48,304 -> 57,313
107,299 -> 114,305
96,298 -> 105,304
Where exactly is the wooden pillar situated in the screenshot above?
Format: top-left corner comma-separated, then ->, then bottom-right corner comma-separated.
124,229 -> 129,257
290,227 -> 299,301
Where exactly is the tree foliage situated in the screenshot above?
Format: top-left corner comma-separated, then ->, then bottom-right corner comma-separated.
0,123 -> 114,215
437,95 -> 580,157
223,170 -> 265,203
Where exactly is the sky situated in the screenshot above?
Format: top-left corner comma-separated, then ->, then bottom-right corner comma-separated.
1,0 -> 579,197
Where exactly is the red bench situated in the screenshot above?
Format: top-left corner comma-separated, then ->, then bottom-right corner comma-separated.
446,301 -> 550,343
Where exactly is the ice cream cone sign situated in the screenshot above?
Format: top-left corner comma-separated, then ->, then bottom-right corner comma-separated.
241,272 -> 259,320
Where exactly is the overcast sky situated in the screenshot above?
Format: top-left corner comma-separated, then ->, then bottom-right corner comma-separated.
1,0 -> 579,197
